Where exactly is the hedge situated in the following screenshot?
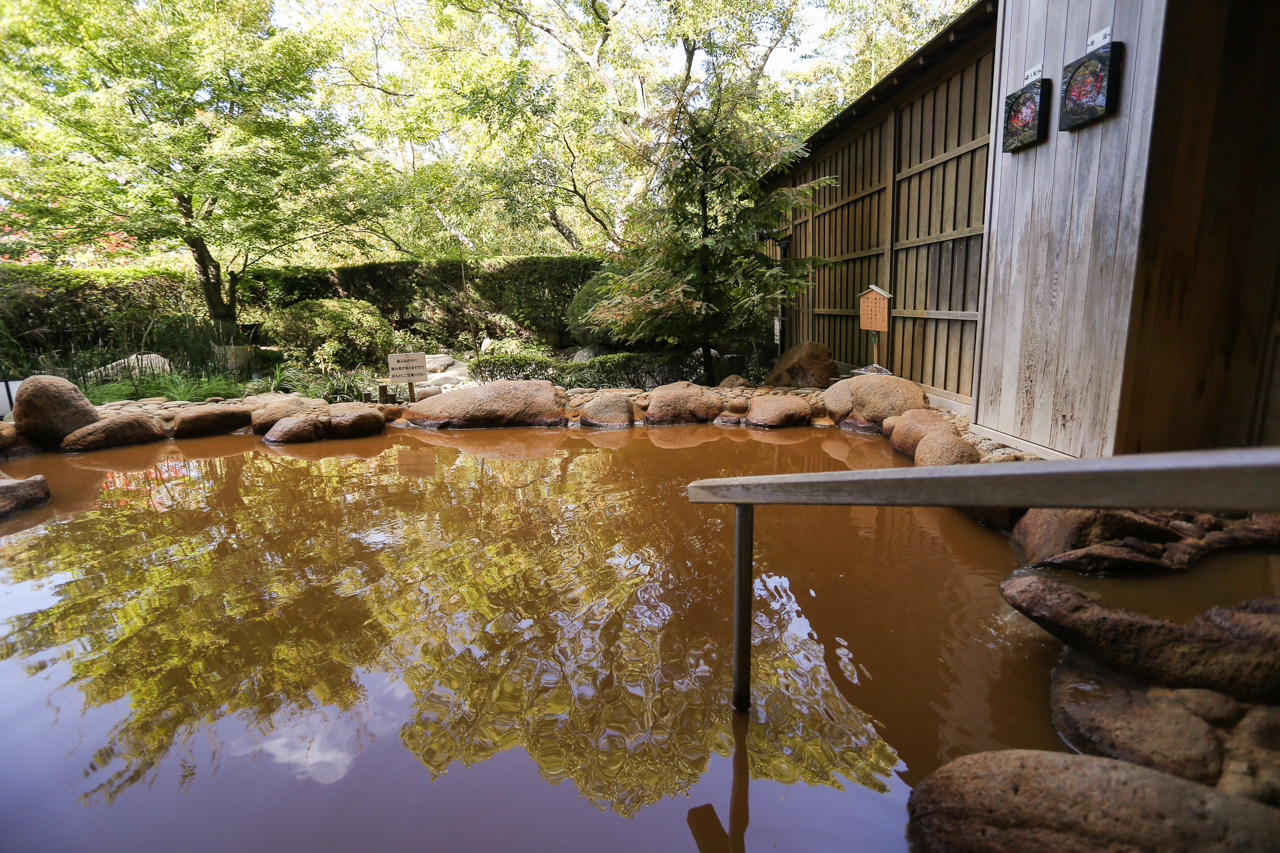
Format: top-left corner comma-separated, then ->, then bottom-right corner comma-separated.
468,349 -> 770,389
0,264 -> 223,377
2,255 -> 603,377
241,256 -> 601,348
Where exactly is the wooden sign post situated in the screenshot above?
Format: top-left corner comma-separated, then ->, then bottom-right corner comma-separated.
858,285 -> 892,369
388,353 -> 431,404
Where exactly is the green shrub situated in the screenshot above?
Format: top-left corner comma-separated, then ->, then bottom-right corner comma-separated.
469,348 -> 769,389
0,264 -> 228,377
567,267 -> 619,347
243,363 -> 378,403
262,299 -> 395,369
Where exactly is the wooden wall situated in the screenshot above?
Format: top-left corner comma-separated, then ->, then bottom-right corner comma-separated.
783,117 -> 891,370
781,26 -> 997,408
889,54 -> 993,403
1112,0 -> 1280,452
974,0 -> 1168,457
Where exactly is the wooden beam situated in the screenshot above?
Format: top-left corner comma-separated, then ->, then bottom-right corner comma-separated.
893,224 -> 986,252
894,135 -> 991,182
812,182 -> 888,218
687,447 -> 1280,510
892,309 -> 981,321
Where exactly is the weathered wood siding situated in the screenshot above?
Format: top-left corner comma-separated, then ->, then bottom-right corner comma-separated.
781,23 -> 997,406
890,54 -> 993,403
1112,0 -> 1280,452
784,118 -> 891,369
975,0 -> 1167,457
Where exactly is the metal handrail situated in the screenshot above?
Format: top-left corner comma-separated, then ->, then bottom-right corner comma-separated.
686,446 -> 1280,711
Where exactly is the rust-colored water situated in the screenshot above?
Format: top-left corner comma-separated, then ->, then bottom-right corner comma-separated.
1,426 -> 1275,852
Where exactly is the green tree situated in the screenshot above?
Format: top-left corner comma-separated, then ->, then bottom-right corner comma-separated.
585,91 -> 827,382
0,0 -> 356,327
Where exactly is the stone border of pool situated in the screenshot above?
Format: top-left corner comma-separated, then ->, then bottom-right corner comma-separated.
1,374 -> 1039,466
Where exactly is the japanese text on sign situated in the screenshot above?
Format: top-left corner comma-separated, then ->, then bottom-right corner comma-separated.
859,292 -> 889,333
388,352 -> 431,382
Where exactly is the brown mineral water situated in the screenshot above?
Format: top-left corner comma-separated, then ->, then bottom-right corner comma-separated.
1,426 -> 1275,852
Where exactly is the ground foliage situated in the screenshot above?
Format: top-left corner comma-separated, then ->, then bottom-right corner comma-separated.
0,257 -> 601,378
242,256 -> 601,348
0,265 -> 229,378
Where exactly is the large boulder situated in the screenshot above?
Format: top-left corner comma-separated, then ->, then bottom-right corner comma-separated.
1001,575 -> 1280,703
1028,513 -> 1280,576
61,413 -> 165,453
328,403 -> 385,439
906,749 -> 1280,853
579,393 -> 633,429
764,341 -> 839,388
1219,706 -> 1280,804
718,374 -> 753,388
251,398 -> 322,435
889,408 -> 955,457
914,430 -> 981,466
644,382 -> 722,426
85,353 -> 172,382
822,374 -> 926,431
423,364 -> 470,388
13,375 -> 101,449
263,413 -> 330,444
1051,651 -> 1224,784
745,395 -> 811,429
1011,508 -> 1179,565
405,380 -> 568,429
422,354 -> 458,373
0,475 -> 50,519
172,405 -> 254,439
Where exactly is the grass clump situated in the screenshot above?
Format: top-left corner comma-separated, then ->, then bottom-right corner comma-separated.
84,373 -> 246,404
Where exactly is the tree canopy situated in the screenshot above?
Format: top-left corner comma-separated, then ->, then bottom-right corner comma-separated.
0,0 -> 970,323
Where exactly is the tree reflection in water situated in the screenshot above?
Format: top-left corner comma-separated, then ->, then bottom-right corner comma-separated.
0,429 -> 898,813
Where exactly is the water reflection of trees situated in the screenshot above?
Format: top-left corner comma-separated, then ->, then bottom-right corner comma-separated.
0,431 -> 897,811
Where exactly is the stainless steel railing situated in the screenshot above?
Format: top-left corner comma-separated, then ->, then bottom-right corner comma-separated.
687,446 -> 1280,711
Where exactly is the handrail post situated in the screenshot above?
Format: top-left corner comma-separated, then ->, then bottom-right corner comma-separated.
733,504 -> 754,712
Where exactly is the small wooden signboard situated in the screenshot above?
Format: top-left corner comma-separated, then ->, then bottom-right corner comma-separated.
388,352 -> 431,403
858,286 -> 891,333
389,353 -> 431,382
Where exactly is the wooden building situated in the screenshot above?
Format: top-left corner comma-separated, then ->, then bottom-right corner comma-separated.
769,0 -> 1280,458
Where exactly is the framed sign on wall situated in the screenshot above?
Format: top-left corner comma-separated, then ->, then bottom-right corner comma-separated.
1061,40 -> 1124,130
1003,78 -> 1051,152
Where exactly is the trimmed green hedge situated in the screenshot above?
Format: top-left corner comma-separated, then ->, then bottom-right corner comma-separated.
2,255 -> 602,377
0,264 -> 224,376
242,256 -> 601,348
469,349 -> 769,389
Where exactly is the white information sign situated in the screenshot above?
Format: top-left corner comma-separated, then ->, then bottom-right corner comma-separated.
1086,27 -> 1112,52
1023,63 -> 1043,85
388,352 -> 431,383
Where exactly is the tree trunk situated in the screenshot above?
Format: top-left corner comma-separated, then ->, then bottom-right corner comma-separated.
184,235 -> 237,335
544,209 -> 581,250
